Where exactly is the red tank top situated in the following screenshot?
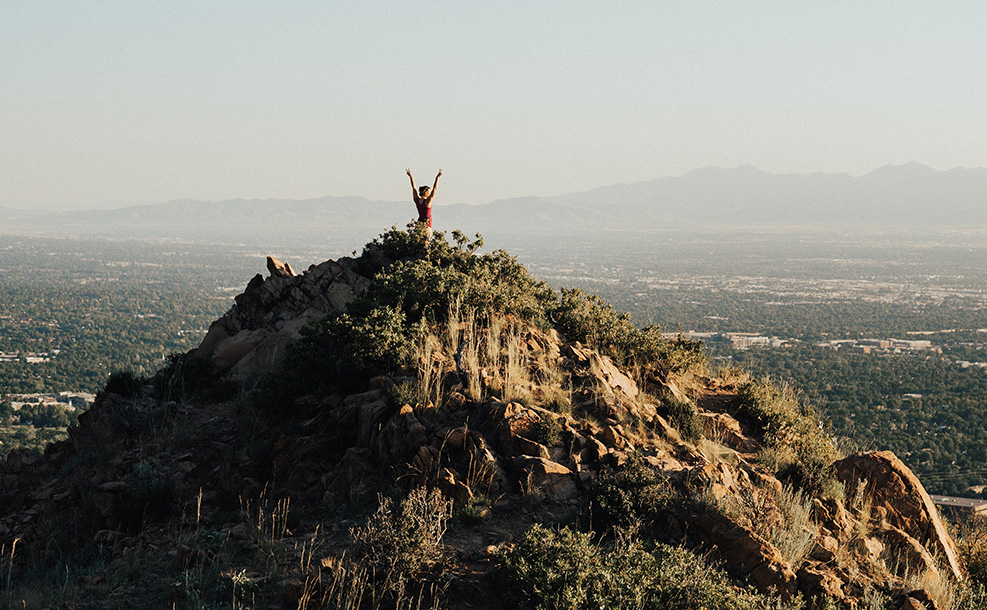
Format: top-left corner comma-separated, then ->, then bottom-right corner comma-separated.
416,200 -> 432,227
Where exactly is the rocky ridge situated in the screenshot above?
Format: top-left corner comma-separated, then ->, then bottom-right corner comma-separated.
0,229 -> 974,609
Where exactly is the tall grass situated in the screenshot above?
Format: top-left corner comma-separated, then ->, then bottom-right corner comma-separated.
415,332 -> 444,408
715,483 -> 817,570
503,330 -> 532,404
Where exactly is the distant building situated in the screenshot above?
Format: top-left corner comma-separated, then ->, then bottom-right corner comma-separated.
930,495 -> 987,520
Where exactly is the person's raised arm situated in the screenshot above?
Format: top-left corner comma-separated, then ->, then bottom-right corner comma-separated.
406,168 -> 418,191
430,169 -> 442,196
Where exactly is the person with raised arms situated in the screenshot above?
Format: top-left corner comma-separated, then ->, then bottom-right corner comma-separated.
406,168 -> 442,234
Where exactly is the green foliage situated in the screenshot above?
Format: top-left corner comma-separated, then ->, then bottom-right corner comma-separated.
0,426 -> 67,460
551,288 -> 637,359
152,352 -> 225,402
350,486 -> 452,589
659,396 -> 703,443
499,524 -> 803,610
100,370 -> 146,399
532,411 -> 564,447
362,225 -> 554,326
732,344 -> 987,496
589,457 -> 675,536
367,223 -> 482,267
286,226 -> 712,397
738,378 -> 843,498
119,459 -> 174,533
323,306 -> 415,385
958,516 -> 987,586
550,288 -> 706,376
953,581 -> 987,610
0,236 -> 242,395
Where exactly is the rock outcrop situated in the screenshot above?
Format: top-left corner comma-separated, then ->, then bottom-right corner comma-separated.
0,235 -> 974,609
835,451 -> 965,580
195,252 -> 377,373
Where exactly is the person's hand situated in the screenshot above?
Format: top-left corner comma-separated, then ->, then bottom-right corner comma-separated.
406,168 -> 412,177
437,169 -> 443,177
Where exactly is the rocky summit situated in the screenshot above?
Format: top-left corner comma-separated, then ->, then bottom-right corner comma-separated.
0,225 -> 982,610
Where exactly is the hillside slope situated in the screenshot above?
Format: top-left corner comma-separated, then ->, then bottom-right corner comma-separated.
0,226 -> 982,609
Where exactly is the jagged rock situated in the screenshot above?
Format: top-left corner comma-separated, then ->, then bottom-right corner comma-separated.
443,426 -> 468,450
590,353 -> 639,398
516,456 -> 578,501
698,412 -> 757,452
834,451 -> 965,580
649,413 -> 680,441
900,598 -> 925,610
513,436 -> 550,460
695,512 -> 798,597
883,526 -> 938,576
813,496 -> 855,537
266,256 -> 295,277
465,435 -> 510,495
377,405 -> 427,466
356,399 -> 392,448
437,467 -> 473,504
581,436 -> 608,463
409,445 -> 440,478
487,401 -> 542,456
901,589 -> 938,610
323,447 -> 375,500
856,535 -> 886,564
271,434 -> 338,499
642,455 -> 688,479
446,391 -> 467,410
810,534 -> 839,562
797,564 -> 846,605
195,254 -> 373,373
600,424 -> 628,449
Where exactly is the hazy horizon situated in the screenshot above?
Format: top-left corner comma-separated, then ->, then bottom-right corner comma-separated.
3,3 -> 987,211
2,161 -> 983,213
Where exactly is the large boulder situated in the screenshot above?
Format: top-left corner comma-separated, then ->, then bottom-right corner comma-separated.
834,451 -> 965,580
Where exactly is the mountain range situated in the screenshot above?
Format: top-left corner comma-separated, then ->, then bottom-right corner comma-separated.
3,163 -> 985,247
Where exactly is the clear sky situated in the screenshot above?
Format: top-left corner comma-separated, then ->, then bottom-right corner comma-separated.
2,2 -> 986,209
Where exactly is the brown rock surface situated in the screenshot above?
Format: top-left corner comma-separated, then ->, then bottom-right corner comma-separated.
195,253 -> 374,373
694,512 -> 798,597
834,451 -> 965,580
266,255 -> 295,277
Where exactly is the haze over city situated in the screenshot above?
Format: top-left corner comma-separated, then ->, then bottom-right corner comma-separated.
3,2 -> 986,210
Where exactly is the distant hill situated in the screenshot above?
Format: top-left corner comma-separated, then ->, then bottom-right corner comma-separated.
3,164 -> 985,246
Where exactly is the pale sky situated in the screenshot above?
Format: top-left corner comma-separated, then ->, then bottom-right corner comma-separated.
2,2 -> 986,210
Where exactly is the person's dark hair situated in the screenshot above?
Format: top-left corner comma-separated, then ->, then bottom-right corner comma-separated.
418,186 -> 430,197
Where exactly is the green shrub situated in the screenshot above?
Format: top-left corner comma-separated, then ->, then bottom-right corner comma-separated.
953,581 -> 987,610
267,225 -> 709,400
322,305 -> 415,385
499,525 -> 602,610
360,231 -> 554,326
100,370 -> 146,399
958,516 -> 987,585
152,352 -> 225,402
119,459 -> 174,533
350,486 -> 452,588
659,397 -> 703,443
500,524 -> 804,610
533,411 -> 564,447
550,288 -> 706,378
738,379 -> 843,498
589,457 -> 674,536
